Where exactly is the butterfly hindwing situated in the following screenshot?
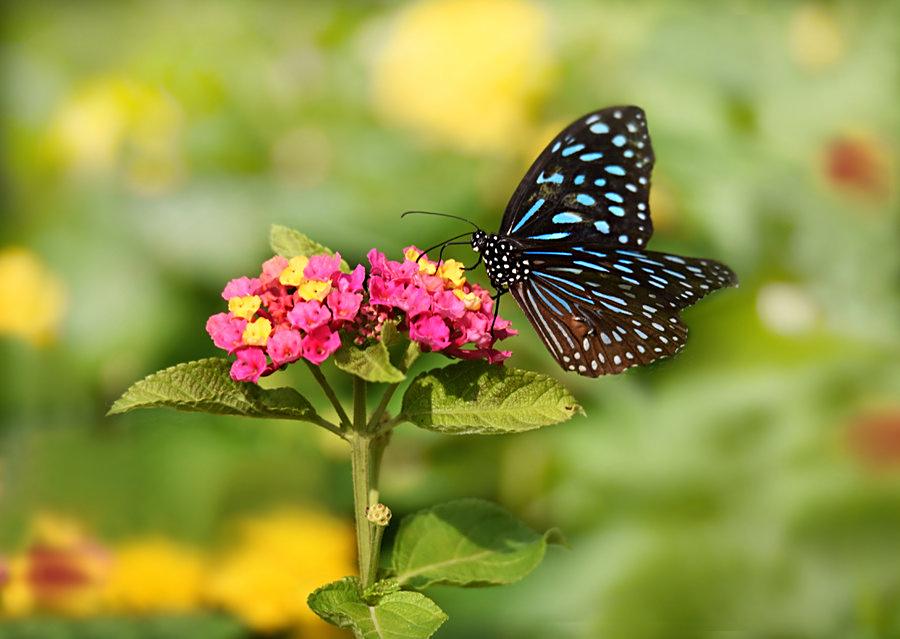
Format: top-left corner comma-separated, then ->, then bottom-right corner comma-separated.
501,106 -> 655,249
510,246 -> 737,376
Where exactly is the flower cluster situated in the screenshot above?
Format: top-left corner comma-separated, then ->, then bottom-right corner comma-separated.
206,247 -> 515,383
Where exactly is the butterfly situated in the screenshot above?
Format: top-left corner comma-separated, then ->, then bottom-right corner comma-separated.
407,106 -> 737,377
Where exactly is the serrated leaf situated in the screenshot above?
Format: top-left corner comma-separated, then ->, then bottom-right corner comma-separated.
269,224 -> 349,271
400,361 -> 582,434
308,577 -> 447,639
108,358 -> 318,422
334,339 -> 406,383
390,499 -> 561,590
364,577 -> 401,602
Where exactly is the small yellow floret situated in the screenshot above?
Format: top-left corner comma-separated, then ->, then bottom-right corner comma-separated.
438,259 -> 466,287
228,295 -> 261,320
242,318 -> 272,346
453,288 -> 482,310
296,279 -> 332,302
405,248 -> 437,275
279,256 -> 310,286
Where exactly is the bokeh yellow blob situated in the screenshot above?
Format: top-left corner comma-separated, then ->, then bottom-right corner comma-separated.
205,509 -> 354,635
105,539 -> 205,613
45,76 -> 184,192
789,4 -> 845,70
0,248 -> 66,346
372,0 -> 553,154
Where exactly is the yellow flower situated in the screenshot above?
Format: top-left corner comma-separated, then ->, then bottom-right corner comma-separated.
105,538 -> 205,613
228,295 -> 261,320
296,279 -> 332,302
279,256 -> 310,287
1,557 -> 34,617
0,248 -> 66,345
205,509 -> 355,634
405,248 -> 437,275
453,288 -> 482,311
45,76 -> 184,192
373,0 -> 552,154
242,318 -> 272,346
438,259 -> 466,288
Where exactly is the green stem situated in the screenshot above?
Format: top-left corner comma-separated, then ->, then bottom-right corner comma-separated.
310,415 -> 347,439
350,376 -> 380,588
350,431 -> 376,588
367,383 -> 400,432
305,361 -> 352,429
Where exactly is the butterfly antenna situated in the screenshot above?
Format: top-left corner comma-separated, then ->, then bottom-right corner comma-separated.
401,210 -> 482,231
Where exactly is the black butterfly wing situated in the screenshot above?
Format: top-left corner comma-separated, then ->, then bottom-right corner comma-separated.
501,106 -> 654,249
511,245 -> 737,376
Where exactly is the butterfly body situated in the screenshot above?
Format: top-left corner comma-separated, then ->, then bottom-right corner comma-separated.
461,105 -> 737,377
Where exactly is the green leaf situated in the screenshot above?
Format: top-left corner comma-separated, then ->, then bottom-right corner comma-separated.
308,577 -> 447,639
390,499 -> 562,590
382,321 -> 420,372
334,339 -> 406,383
108,358 -> 319,422
400,361 -> 582,434
269,224 -> 349,271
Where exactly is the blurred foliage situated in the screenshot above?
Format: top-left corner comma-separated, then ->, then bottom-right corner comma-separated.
1,0 -> 898,637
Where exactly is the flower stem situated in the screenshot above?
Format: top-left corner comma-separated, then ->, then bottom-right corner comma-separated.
305,361 -> 352,430
350,376 -> 382,588
367,383 -> 400,432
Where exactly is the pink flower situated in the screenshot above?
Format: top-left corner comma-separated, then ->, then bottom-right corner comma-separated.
339,264 -> 365,293
302,326 -> 342,365
327,290 -> 362,322
267,329 -> 304,366
221,276 -> 261,300
260,256 -> 289,285
409,314 -> 451,351
432,290 -> 466,319
231,347 -> 268,382
304,253 -> 343,281
398,284 -> 431,318
206,313 -> 247,352
368,276 -> 404,307
287,300 -> 331,331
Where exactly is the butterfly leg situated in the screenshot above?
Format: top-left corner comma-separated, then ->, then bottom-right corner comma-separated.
490,287 -> 507,336
463,253 -> 483,271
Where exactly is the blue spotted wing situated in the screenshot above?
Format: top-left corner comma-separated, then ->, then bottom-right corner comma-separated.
502,106 -> 654,248
510,247 -> 737,376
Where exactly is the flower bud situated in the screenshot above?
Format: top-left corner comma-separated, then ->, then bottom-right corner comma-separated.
365,503 -> 392,527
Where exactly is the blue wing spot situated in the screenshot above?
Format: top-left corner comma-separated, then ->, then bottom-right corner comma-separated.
590,122 -> 610,134
579,152 -> 603,161
529,232 -> 571,240
573,260 -> 609,272
534,284 -> 571,314
608,206 -> 625,217
593,178 -> 607,187
552,212 -> 582,224
623,149 -> 635,158
663,268 -> 687,280
574,175 -> 585,185
576,248 -> 607,258
612,263 -> 633,274
635,329 -> 648,339
625,183 -> 637,192
525,251 -> 573,256
622,276 -> 641,286
510,198 -> 545,233
612,134 -> 627,147
605,192 -> 624,203
605,165 -> 626,176
536,272 -> 587,291
618,234 -> 629,243
575,194 -> 596,206
551,141 -> 561,153
594,220 -> 610,234
537,171 -> 564,185
596,292 -> 627,305
561,144 -> 585,157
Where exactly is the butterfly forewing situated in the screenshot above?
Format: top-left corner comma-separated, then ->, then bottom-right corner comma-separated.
510,246 -> 736,376
501,106 -> 655,249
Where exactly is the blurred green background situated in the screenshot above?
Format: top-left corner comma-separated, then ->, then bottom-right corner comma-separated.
1,1 -> 899,637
